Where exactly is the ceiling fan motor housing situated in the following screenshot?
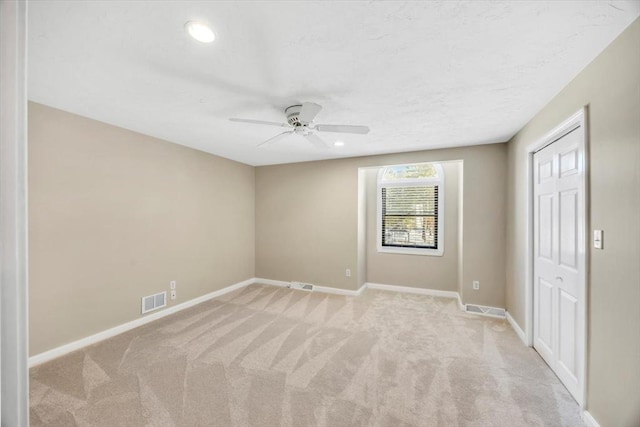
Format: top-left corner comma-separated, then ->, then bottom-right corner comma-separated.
285,104 -> 306,127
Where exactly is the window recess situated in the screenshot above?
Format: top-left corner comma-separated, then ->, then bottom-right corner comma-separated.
377,163 -> 444,256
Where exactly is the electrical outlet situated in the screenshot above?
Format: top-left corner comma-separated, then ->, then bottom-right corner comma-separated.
170,290 -> 177,300
170,280 -> 176,290
345,269 -> 351,277
472,281 -> 480,290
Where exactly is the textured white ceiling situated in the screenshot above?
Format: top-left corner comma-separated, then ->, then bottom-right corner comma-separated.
28,1 -> 639,166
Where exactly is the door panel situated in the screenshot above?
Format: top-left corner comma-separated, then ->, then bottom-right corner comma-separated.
536,278 -> 554,353
538,194 -> 554,260
559,149 -> 578,176
559,190 -> 578,269
533,125 -> 585,405
558,289 -> 578,378
538,158 -> 553,182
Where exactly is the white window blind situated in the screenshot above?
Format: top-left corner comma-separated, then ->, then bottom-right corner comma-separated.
377,162 -> 444,256
381,185 -> 439,249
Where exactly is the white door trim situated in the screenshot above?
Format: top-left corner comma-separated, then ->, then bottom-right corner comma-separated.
0,0 -> 30,425
524,107 -> 589,408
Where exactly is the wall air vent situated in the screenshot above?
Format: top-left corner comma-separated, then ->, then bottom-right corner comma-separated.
141,291 -> 167,314
465,304 -> 506,318
289,281 -> 314,291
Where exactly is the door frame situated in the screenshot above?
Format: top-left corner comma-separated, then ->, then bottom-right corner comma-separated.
0,0 -> 30,424
524,107 -> 589,408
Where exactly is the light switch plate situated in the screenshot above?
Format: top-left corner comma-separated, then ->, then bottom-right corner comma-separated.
593,230 -> 603,249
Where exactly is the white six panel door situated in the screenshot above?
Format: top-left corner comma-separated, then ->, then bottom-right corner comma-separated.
533,127 -> 585,405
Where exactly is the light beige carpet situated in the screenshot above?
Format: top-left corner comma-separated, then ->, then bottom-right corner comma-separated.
30,283 -> 583,426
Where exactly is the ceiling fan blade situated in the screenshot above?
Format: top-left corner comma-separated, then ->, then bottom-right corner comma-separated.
257,130 -> 294,147
315,124 -> 370,134
298,102 -> 323,123
304,132 -> 329,150
229,118 -> 289,128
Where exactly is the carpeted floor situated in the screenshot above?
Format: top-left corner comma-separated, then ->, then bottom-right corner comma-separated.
30,283 -> 583,426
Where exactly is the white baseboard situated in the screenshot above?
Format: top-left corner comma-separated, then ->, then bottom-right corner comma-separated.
314,284 -> 367,296
506,311 -> 527,345
29,277 -> 255,367
253,278 -> 289,288
256,279 -> 453,300
29,277 -> 503,367
582,411 -> 601,427
254,278 -> 367,297
365,282 -> 460,299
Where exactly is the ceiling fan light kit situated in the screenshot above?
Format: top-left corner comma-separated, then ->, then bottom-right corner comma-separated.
229,102 -> 370,149
185,21 -> 215,43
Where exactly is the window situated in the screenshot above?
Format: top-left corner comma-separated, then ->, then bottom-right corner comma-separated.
377,162 -> 444,256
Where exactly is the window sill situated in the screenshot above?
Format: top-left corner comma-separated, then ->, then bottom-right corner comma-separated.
377,246 -> 444,257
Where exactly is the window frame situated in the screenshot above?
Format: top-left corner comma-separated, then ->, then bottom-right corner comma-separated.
376,163 -> 445,256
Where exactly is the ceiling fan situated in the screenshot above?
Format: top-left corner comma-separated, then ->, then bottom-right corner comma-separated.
229,102 -> 369,149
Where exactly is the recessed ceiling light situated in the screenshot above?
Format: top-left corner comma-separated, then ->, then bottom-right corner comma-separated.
185,21 -> 215,43
334,141 -> 345,147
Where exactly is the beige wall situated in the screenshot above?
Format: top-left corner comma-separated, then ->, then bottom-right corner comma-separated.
365,162 -> 460,291
254,159 -> 359,289
255,143 -> 507,307
29,102 -> 256,355
505,18 -> 640,427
